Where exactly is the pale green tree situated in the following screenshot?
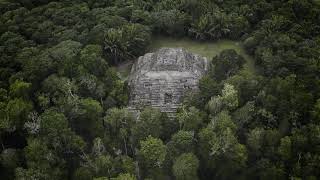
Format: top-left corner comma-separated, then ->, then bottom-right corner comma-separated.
206,83 -> 239,115
167,130 -> 195,158
104,108 -> 134,155
111,173 -> 136,180
172,153 -> 199,180
132,107 -> 166,143
139,136 -> 167,168
221,83 -> 239,110
198,111 -> 247,179
176,106 -> 204,131
138,136 -> 167,179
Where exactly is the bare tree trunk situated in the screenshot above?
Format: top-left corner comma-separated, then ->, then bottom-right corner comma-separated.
123,138 -> 128,156
135,161 -> 141,180
0,137 -> 5,151
100,97 -> 103,106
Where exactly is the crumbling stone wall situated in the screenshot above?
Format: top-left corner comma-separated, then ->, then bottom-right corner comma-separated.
128,48 -> 208,117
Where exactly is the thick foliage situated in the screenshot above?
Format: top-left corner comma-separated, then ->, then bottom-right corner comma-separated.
0,0 -> 320,179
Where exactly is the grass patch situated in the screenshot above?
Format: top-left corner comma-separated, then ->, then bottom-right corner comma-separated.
118,36 -> 256,79
150,36 -> 243,59
150,36 -> 256,74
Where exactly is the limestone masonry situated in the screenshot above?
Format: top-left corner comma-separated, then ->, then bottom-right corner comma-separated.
128,48 -> 208,117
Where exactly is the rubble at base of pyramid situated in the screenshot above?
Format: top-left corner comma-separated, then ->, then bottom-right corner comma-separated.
128,48 -> 209,118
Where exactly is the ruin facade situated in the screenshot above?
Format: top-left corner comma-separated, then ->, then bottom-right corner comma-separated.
128,48 -> 208,117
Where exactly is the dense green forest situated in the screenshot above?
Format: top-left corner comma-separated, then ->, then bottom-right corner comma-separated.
1,0 -> 320,179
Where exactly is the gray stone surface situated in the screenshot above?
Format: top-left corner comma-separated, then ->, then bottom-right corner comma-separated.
128,48 -> 208,117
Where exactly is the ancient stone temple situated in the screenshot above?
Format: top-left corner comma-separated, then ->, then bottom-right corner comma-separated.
128,48 -> 208,117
